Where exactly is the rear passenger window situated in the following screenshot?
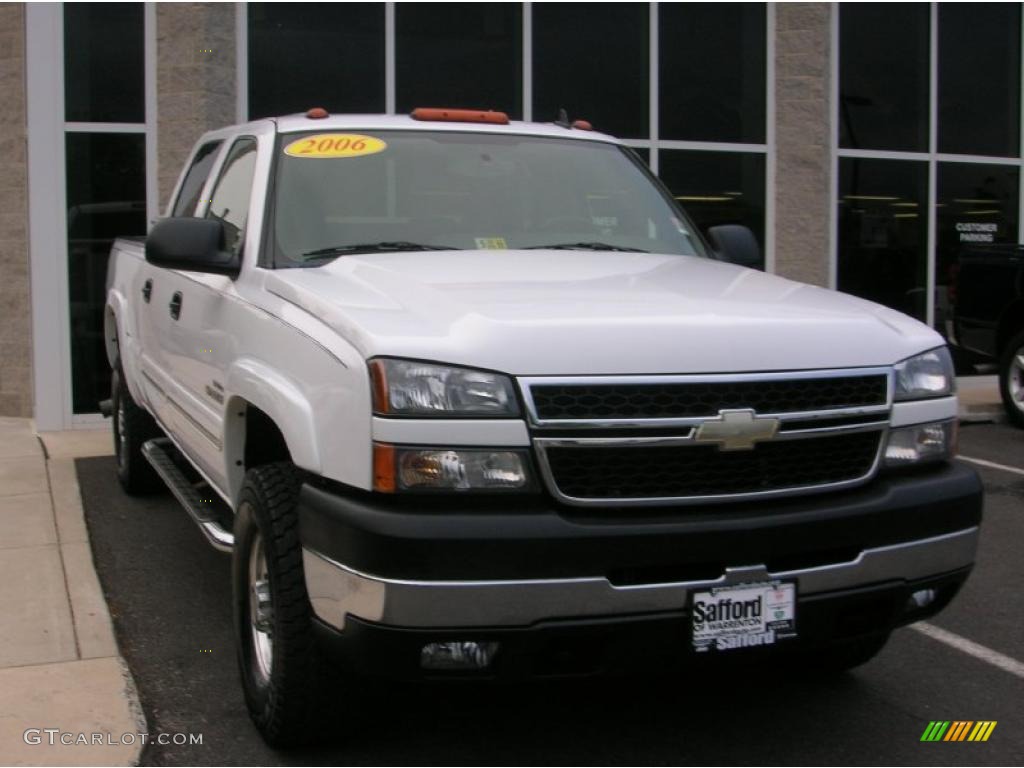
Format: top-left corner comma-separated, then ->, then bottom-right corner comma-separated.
205,138 -> 258,257
171,141 -> 223,217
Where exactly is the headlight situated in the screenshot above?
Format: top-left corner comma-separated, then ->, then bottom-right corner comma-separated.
893,347 -> 955,401
373,444 -> 534,492
370,359 -> 519,417
884,421 -> 957,467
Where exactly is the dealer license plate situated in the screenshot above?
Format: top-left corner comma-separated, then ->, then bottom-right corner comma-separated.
691,581 -> 797,653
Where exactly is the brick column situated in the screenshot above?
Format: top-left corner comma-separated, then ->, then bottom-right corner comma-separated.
0,3 -> 31,417
156,3 -> 236,210
773,3 -> 832,287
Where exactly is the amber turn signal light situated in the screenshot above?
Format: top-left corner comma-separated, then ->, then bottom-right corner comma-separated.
373,443 -> 396,493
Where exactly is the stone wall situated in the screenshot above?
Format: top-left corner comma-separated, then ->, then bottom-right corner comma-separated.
773,3 -> 832,287
156,3 -> 236,209
0,3 -> 31,417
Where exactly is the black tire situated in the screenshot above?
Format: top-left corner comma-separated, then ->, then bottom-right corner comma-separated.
111,362 -> 163,495
233,462 -> 323,747
806,632 -> 889,673
998,329 -> 1024,428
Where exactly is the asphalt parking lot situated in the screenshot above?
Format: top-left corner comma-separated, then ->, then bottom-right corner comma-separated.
78,421 -> 1024,766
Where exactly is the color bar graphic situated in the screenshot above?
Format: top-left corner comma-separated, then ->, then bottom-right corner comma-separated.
920,721 -> 996,742
921,721 -> 950,741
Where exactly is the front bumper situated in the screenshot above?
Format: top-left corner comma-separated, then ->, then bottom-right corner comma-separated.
310,567 -> 971,680
299,461 -> 982,632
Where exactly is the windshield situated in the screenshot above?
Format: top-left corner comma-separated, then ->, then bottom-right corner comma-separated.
271,130 -> 708,264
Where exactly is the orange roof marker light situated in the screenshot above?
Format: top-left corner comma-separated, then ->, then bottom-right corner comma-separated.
411,107 -> 510,125
572,119 -> 594,131
306,107 -> 329,119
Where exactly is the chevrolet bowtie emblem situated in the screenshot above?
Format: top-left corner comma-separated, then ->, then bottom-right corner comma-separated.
693,409 -> 780,451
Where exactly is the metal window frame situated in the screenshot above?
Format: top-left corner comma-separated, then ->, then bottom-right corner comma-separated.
830,1 -> 1024,328
26,2 -> 157,430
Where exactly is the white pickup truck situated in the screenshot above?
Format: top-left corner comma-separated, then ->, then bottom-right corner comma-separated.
104,108 -> 983,746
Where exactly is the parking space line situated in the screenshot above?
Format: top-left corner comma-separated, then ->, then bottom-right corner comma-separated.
959,455 -> 1024,477
911,622 -> 1024,679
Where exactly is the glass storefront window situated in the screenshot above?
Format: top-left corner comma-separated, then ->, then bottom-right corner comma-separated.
936,162 -> 1020,327
533,3 -> 648,139
938,3 -> 1021,157
659,3 -> 766,144
64,3 -> 144,123
248,3 -> 385,119
837,158 -> 929,321
65,133 -> 147,415
396,3 -> 522,118
839,3 -> 929,152
657,150 -> 766,267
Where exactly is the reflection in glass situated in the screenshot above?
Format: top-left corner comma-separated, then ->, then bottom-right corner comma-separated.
66,134 -> 147,414
64,3 -> 144,123
936,162 -> 1019,329
248,3 -> 385,119
659,3 -> 766,144
839,3 -> 929,152
938,3 -> 1021,157
272,132 -> 706,261
172,142 -> 223,218
207,140 -> 259,257
657,150 -> 766,268
533,3 -> 648,138
837,158 -> 928,321
396,4 -> 521,117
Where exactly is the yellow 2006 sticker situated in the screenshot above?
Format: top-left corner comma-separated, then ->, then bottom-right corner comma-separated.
284,134 -> 387,159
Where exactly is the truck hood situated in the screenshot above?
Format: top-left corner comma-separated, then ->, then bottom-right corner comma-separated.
263,250 -> 943,375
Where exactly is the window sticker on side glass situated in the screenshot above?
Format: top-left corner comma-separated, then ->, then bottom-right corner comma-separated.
284,134 -> 387,159
475,238 -> 508,250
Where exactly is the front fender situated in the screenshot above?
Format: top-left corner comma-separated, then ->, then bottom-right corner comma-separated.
225,358 -> 321,474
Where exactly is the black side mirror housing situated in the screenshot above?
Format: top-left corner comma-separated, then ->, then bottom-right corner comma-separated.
145,217 -> 238,275
707,224 -> 763,270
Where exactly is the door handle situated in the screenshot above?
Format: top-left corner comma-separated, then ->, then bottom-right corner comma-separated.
169,291 -> 183,321
142,279 -> 152,303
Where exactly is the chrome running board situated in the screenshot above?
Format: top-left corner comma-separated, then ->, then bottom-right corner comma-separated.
141,438 -> 234,552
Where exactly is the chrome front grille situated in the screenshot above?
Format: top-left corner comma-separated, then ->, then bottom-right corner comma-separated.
541,430 -> 884,501
529,374 -> 888,421
520,368 -> 893,507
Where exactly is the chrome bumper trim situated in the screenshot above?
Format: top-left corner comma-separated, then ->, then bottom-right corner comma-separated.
303,527 -> 978,630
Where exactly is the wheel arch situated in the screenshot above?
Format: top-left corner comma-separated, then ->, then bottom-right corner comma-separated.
223,359 -> 321,504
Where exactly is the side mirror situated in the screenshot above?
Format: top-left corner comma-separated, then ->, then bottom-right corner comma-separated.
707,224 -> 762,269
145,217 -> 238,275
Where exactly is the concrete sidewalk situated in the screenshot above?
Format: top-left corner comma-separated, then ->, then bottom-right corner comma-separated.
0,419 -> 143,766
957,375 -> 1005,423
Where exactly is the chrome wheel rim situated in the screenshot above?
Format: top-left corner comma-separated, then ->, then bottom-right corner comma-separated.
1010,345 -> 1024,415
116,396 -> 127,468
248,522 -> 274,685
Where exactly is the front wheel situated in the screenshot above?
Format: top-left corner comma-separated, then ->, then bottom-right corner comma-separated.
998,329 -> 1024,428
233,462 -> 324,747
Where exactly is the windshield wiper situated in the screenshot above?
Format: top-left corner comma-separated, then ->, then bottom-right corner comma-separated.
523,242 -> 648,253
298,241 -> 461,261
